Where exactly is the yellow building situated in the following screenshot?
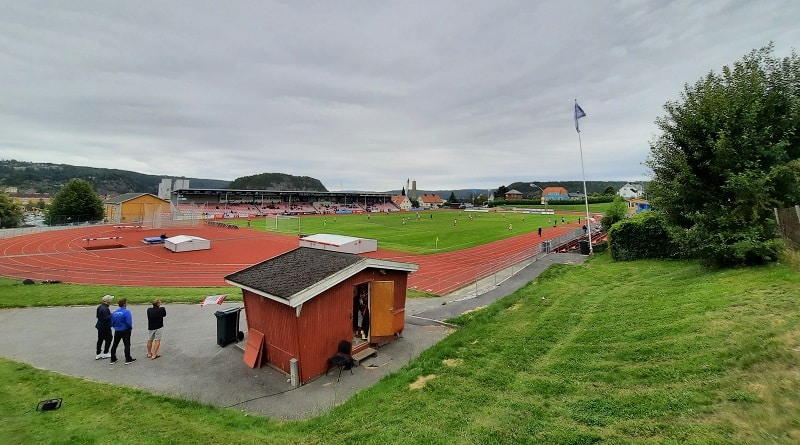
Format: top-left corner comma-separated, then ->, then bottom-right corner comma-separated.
103,193 -> 170,224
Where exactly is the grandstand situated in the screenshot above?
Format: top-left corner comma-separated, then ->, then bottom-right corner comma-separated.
171,188 -> 399,220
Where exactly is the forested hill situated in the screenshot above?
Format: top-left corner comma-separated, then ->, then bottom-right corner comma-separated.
426,181 -> 636,201
0,160 -> 230,196
228,173 -> 327,191
1,160 -> 635,197
506,181 -> 633,196
0,161 -> 329,196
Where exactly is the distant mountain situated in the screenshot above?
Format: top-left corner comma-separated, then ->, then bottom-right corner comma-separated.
0,159 -> 640,199
0,160 -> 333,196
386,181 -> 639,201
0,160 -> 229,196
506,180 -> 636,197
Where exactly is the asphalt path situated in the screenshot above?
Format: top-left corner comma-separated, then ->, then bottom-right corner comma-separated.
0,253 -> 585,420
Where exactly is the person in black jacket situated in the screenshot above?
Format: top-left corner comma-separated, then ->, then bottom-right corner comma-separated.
95,295 -> 113,360
146,299 -> 167,359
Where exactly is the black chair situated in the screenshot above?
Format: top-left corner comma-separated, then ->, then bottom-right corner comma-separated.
326,340 -> 354,381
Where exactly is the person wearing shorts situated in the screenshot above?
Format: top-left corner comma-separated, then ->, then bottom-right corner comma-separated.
146,299 -> 166,359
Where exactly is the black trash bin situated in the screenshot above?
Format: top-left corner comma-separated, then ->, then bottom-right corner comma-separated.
214,307 -> 242,347
579,240 -> 590,255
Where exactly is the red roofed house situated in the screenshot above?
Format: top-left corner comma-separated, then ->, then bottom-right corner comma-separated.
504,189 -> 523,200
417,193 -> 443,209
542,186 -> 569,202
391,195 -> 412,211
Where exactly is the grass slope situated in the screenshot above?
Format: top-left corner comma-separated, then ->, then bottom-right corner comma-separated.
0,278 -> 237,309
3,255 -> 799,444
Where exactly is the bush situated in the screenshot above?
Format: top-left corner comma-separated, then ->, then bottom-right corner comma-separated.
608,211 -> 680,261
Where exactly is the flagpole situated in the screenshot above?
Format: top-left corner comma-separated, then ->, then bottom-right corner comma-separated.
575,99 -> 593,254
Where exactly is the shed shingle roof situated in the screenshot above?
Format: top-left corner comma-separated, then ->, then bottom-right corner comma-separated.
224,247 -> 418,307
225,247 -> 362,300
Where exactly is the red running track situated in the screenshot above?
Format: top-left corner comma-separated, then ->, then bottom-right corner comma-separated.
0,223 -> 579,295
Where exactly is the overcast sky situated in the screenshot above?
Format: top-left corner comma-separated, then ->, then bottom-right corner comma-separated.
1,1 -> 798,192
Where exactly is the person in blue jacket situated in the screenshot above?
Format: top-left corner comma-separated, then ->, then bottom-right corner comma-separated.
110,298 -> 135,364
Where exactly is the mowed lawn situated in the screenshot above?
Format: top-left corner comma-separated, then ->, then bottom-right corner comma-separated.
3,254 -> 799,444
246,208 -> 590,253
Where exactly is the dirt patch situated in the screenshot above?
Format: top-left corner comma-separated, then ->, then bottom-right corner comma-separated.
461,305 -> 487,315
442,358 -> 463,367
778,329 -> 800,352
409,374 -> 438,390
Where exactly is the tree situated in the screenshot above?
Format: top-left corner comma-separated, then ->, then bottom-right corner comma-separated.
0,191 -> 23,228
447,192 -> 459,204
601,196 -> 628,231
646,44 -> 800,266
495,185 -> 509,198
603,186 -> 616,196
45,179 -> 104,225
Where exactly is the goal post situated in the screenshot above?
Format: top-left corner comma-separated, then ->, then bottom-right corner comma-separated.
269,214 -> 301,234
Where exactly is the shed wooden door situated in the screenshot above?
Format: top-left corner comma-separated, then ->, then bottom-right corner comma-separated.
370,281 -> 395,337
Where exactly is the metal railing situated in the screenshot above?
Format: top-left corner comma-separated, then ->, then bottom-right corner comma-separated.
450,228 -> 599,299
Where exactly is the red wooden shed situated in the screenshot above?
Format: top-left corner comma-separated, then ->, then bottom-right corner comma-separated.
224,247 -> 418,384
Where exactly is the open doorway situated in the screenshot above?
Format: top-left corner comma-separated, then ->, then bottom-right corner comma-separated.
352,284 -> 370,347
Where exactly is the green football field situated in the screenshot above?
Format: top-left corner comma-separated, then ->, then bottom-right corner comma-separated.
241,208 -> 594,254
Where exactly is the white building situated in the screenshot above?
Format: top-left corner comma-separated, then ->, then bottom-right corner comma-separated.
391,195 -> 412,211
299,234 -> 377,254
164,235 -> 210,252
618,182 -> 645,199
159,178 -> 191,200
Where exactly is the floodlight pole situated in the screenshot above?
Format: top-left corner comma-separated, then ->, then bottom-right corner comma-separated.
530,183 -> 547,211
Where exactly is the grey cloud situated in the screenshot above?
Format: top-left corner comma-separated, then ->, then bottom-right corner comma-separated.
1,1 -> 798,190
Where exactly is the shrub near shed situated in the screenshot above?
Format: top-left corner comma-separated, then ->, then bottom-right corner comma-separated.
608,211 -> 681,261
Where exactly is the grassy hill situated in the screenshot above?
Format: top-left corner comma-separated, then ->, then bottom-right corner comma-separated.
2,254 -> 798,444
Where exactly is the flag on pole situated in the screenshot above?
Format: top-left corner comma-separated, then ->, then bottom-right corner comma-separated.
574,102 -> 586,133
201,294 -> 227,306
